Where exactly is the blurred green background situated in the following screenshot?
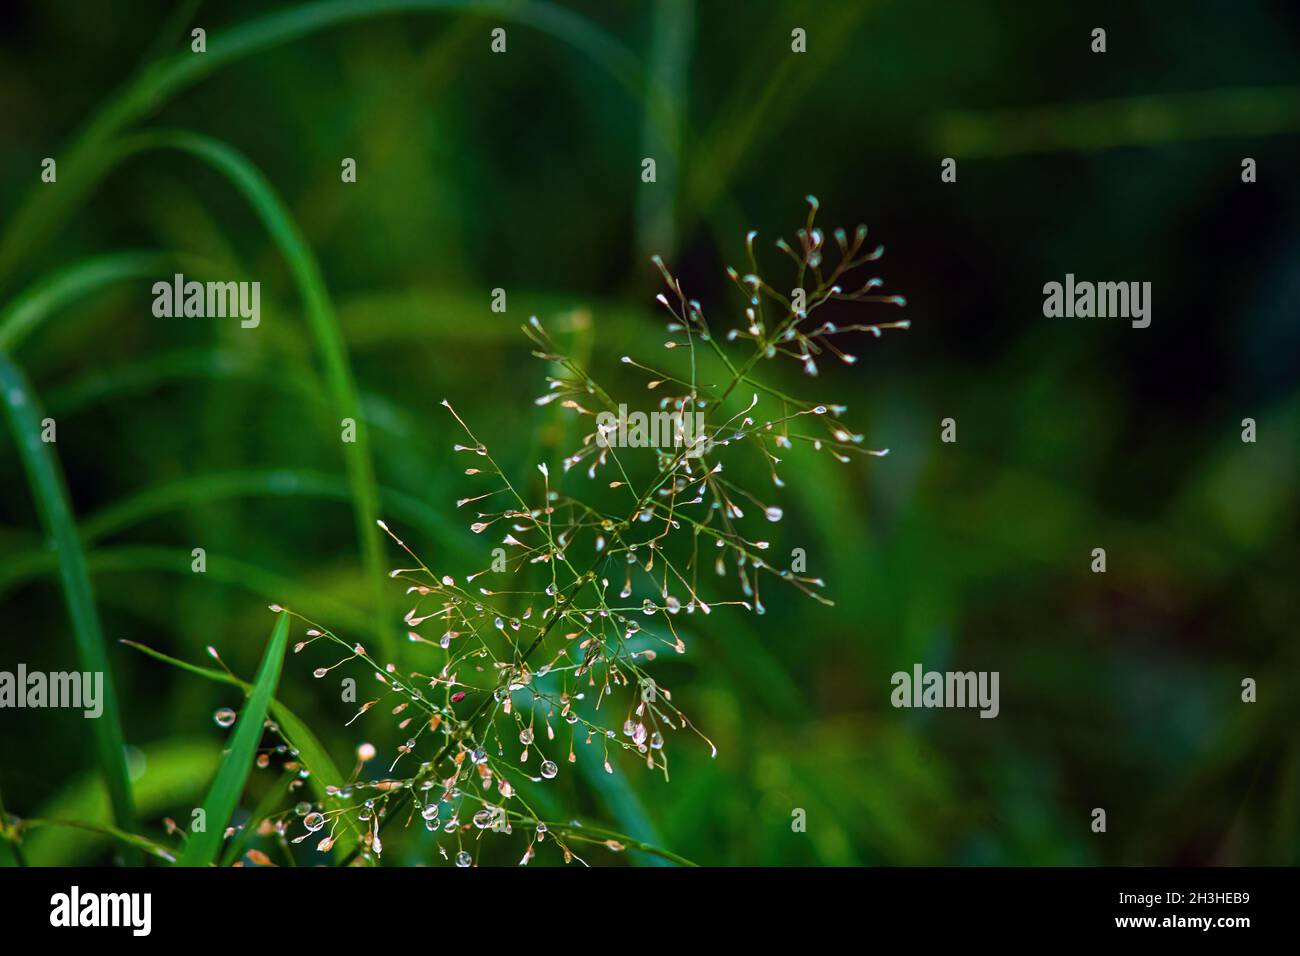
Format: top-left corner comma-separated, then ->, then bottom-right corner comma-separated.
1,0 -> 1298,866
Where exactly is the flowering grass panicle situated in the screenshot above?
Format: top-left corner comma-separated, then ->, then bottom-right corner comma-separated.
284,198 -> 908,865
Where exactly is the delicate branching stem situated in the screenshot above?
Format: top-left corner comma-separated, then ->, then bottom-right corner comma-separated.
301,199 -> 906,865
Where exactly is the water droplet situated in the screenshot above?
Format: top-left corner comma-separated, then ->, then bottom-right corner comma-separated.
540,760 -> 558,779
213,707 -> 237,728
455,850 -> 472,868
303,812 -> 325,832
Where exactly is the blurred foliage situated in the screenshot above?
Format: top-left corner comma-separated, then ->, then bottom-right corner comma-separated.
0,0 -> 1297,865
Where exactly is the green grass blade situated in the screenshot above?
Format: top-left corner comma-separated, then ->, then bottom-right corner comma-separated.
38,346 -> 430,459
122,639 -> 348,795
0,545 -> 375,637
79,468 -> 468,559
685,2 -> 871,227
178,611 -> 289,866
20,819 -> 178,864
19,739 -> 218,866
575,739 -> 673,867
42,347 -> 277,415
635,0 -> 693,259
119,129 -> 393,658
0,353 -> 137,840
123,636 -> 361,862
0,251 -> 181,353
929,86 -> 1300,158
0,0 -> 643,288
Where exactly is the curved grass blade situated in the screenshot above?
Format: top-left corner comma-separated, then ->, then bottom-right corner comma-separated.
19,819 -> 177,864
0,545 -> 375,637
43,347 -> 278,415
0,251 -> 183,353
80,468 -> 467,559
0,0 -> 646,287
19,739 -> 218,866
178,611 -> 289,866
37,347 -> 433,464
123,636 -> 361,862
117,130 -> 392,658
575,739 -> 673,867
635,0 -> 693,259
0,353 -> 137,840
685,2 -> 871,229
21,738 -> 219,868
929,86 -> 1300,158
